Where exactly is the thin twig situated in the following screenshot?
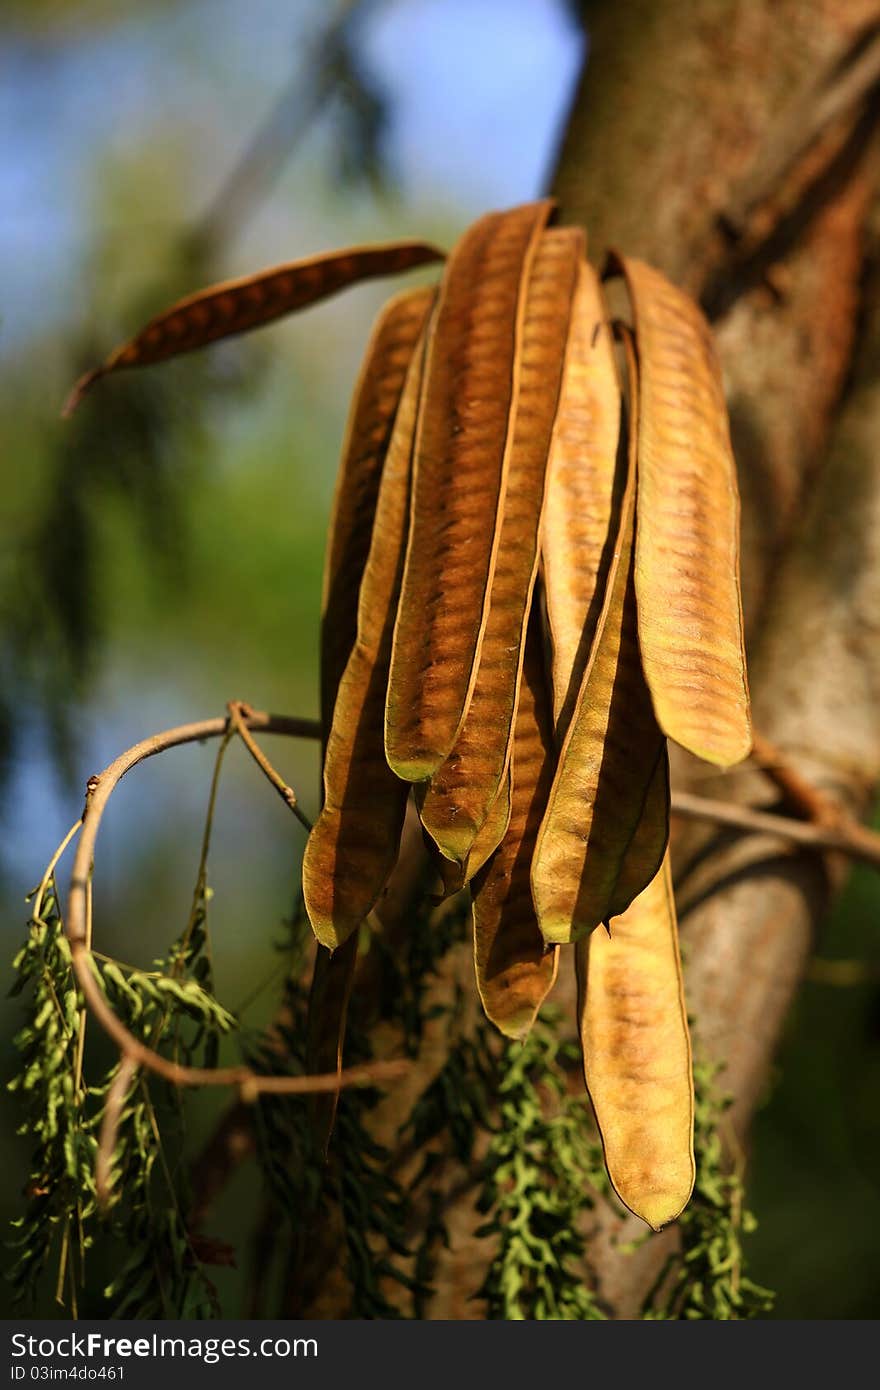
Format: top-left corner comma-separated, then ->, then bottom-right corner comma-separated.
96,1056 -> 138,1211
190,0 -> 378,254
31,817 -> 83,922
227,701 -> 312,831
671,790 -> 880,869
749,731 -> 843,826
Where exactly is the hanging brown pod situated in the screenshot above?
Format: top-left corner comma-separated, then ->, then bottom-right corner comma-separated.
385,199 -> 554,783
305,289 -> 435,1148
321,287 -> 436,736
302,315 -> 430,951
541,258 -> 621,741
304,931 -> 359,1155
417,226 -> 582,866
607,747 -> 670,920
531,332 -> 668,945
609,253 -> 752,767
472,606 -> 559,1041
430,768 -> 513,900
64,240 -> 444,414
576,852 -> 694,1231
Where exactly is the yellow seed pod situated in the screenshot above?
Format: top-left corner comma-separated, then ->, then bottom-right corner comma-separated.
541,258 -> 621,741
531,333 -> 667,944
576,852 -> 694,1230
612,253 -> 752,767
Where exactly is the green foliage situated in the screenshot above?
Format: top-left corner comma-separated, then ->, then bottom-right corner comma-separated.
7,744 -> 240,1318
643,1059 -> 775,1320
8,873 -> 94,1313
475,1017 -> 607,1321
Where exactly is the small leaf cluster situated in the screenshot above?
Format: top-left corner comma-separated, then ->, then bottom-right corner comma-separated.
8,838 -> 238,1317
475,1017 -> 608,1320
8,879 -> 94,1310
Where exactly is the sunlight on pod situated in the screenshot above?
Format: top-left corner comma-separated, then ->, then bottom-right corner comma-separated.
321,288 -> 436,736
473,607 -> 559,1041
384,200 -> 554,783
64,240 -> 444,415
429,767 -> 513,900
531,332 -> 667,945
302,319 -> 430,950
610,253 -> 752,767
417,227 -> 581,864
575,852 -> 694,1230
541,259 -> 621,741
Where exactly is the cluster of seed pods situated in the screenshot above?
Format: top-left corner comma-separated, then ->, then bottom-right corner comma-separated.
72,199 -> 751,1229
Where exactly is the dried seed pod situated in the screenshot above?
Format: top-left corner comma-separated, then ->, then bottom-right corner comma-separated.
302,319 -> 429,950
64,240 -> 444,414
531,332 -> 668,944
385,200 -> 554,782
417,227 -> 582,864
607,745 -> 670,920
611,253 -> 752,767
305,931 -> 359,1154
306,294 -> 434,1146
321,288 -> 435,735
473,608 -> 559,1041
541,260 -> 621,739
430,768 -> 513,900
575,853 -> 694,1231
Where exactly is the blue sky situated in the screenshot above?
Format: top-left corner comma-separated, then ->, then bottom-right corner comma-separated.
1,0 -> 584,346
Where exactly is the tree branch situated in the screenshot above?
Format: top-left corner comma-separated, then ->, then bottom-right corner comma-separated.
63,706 -> 405,1102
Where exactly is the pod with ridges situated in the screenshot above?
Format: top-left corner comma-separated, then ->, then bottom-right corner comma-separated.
321,287 -> 435,735
541,259 -> 622,740
302,319 -> 429,950
531,333 -> 667,944
417,226 -> 582,864
385,200 -> 554,782
64,240 -> 445,414
430,768 -> 513,900
473,607 -> 559,1041
575,852 -> 694,1230
610,252 -> 752,767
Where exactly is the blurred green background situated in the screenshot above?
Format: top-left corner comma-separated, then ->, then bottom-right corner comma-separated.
1,0 -> 877,1320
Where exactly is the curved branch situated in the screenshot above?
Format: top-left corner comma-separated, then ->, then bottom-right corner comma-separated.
226,700 -> 313,830
64,705 -> 406,1099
